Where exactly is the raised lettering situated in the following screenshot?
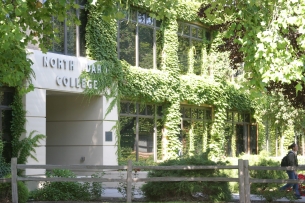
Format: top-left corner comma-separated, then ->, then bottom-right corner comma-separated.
43,56 -> 48,67
58,59 -> 63,69
69,61 -> 74,70
87,80 -> 92,88
75,78 -> 80,88
82,79 -> 86,88
86,64 -> 91,73
70,77 -> 74,87
62,77 -> 69,86
97,65 -> 101,73
94,80 -> 98,89
91,64 -> 96,73
56,76 -> 62,85
50,58 -> 56,68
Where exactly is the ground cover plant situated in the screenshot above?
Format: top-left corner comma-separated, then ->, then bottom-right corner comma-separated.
30,169 -> 104,201
141,153 -> 232,202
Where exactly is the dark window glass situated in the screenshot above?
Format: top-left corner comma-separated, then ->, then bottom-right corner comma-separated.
118,10 -> 161,69
178,36 -> 189,74
128,102 -> 136,114
139,104 -> 146,115
198,109 -> 204,119
191,27 -> 197,38
183,24 -> 190,36
46,1 -> 86,56
191,109 -> 198,119
156,20 -> 162,27
51,17 -> 65,54
79,9 -> 87,57
119,21 -> 136,66
1,91 -> 14,106
138,12 -> 146,24
184,107 -> 191,118
157,106 -> 163,116
67,9 -> 77,56
244,114 -> 250,122
198,29 -> 203,39
206,31 -> 211,41
120,102 -> 128,114
206,109 -> 212,120
139,25 -> 153,69
193,40 -> 202,75
129,9 -> 137,21
146,15 -> 153,25
146,105 -> 153,115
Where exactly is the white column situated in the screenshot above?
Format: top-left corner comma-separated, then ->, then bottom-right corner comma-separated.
102,96 -> 118,165
23,88 -> 46,176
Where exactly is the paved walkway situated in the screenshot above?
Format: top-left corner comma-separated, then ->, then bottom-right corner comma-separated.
103,188 -> 305,202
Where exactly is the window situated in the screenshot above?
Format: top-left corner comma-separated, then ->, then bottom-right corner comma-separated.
225,111 -> 257,156
0,87 -> 14,163
180,106 -> 213,156
118,10 -> 162,69
177,22 -> 210,75
119,102 -> 163,162
46,0 -> 87,57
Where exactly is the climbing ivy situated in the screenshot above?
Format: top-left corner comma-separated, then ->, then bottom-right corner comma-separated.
83,1 -> 254,160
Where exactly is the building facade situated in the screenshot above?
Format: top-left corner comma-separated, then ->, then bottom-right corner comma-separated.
0,1 -> 257,172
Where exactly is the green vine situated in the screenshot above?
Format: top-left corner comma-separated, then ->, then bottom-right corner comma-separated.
83,1 -> 254,160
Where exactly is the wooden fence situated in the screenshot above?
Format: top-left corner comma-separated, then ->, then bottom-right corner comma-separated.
5,157 -> 305,203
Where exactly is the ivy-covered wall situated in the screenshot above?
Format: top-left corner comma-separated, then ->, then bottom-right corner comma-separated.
84,1 -> 254,160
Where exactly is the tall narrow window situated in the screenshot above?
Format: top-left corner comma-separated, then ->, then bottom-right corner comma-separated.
118,10 -> 162,69
46,0 -> 87,57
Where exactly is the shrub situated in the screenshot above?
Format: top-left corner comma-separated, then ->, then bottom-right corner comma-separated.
30,169 -> 96,201
141,153 -> 232,202
0,179 -> 29,203
249,155 -> 296,201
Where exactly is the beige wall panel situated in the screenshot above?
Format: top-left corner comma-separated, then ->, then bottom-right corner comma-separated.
46,121 -> 103,145
24,117 -> 46,146
46,146 -> 104,165
103,96 -> 118,121
103,121 -> 117,146
46,95 -> 103,121
24,88 -> 46,117
102,145 -> 117,165
25,146 -> 46,176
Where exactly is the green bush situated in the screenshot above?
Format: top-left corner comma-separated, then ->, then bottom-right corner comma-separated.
141,153 -> 232,202
249,155 -> 297,201
30,169 -> 103,201
0,179 -> 29,203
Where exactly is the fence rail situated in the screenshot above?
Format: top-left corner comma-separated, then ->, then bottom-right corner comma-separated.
8,158 -> 305,203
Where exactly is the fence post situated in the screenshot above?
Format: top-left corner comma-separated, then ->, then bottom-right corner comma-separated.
238,159 -> 245,203
243,160 -> 251,203
11,157 -> 18,203
126,160 -> 132,203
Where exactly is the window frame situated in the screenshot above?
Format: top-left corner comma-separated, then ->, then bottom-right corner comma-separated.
177,22 -> 210,75
117,9 -> 161,69
48,1 -> 87,57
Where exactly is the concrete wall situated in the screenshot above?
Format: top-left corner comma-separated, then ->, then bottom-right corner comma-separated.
46,94 -> 118,166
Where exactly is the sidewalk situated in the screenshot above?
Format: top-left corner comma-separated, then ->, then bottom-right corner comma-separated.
103,188 -> 305,202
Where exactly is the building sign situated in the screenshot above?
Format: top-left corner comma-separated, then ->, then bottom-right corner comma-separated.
42,55 -> 99,89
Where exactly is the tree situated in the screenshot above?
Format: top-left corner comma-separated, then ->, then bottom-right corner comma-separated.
199,0 -> 305,109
